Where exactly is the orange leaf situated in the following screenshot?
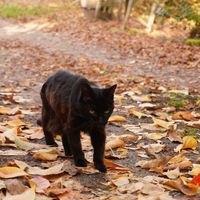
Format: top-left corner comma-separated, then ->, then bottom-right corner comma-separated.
164,177 -> 198,196
108,115 -> 127,122
190,173 -> 200,186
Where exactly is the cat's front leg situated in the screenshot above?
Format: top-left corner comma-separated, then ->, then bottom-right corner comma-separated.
90,127 -> 107,172
67,128 -> 87,167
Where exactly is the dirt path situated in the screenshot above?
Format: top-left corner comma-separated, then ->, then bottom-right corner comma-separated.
1,18 -> 200,93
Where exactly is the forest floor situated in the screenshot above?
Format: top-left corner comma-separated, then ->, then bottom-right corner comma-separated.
0,5 -> 200,200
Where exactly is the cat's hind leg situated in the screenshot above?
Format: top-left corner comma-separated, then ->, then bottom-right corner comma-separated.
41,106 -> 58,147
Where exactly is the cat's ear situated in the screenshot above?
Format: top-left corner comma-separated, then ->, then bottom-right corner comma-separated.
79,83 -> 94,103
104,84 -> 117,98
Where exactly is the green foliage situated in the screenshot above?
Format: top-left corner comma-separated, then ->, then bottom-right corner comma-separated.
185,38 -> 200,46
165,0 -> 200,23
0,4 -> 53,18
128,28 -> 143,35
184,127 -> 200,139
168,93 -> 189,108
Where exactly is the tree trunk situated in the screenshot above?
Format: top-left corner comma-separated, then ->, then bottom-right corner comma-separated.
146,2 -> 158,33
122,0 -> 133,30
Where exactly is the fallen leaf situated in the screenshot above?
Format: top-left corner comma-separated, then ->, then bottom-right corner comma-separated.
167,129 -> 182,143
189,164 -> 200,176
30,176 -> 50,193
145,132 -> 167,140
118,134 -> 140,142
163,177 -> 198,196
104,159 -> 131,171
108,115 -> 127,122
0,106 -> 21,115
139,103 -> 162,110
105,138 -> 125,151
172,112 -> 199,121
5,179 -> 27,195
162,168 -> 181,179
0,167 -> 27,178
7,118 -> 26,127
4,188 -> 35,200
0,150 -> 27,156
14,136 -> 48,150
190,173 -> 200,186
136,157 -> 171,172
32,148 -> 58,161
152,117 -> 174,130
111,176 -> 129,187
182,136 -> 198,149
15,160 -> 65,176
128,108 -> 149,118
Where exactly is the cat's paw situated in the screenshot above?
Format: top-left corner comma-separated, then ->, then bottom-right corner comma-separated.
95,163 -> 107,173
75,158 -> 88,167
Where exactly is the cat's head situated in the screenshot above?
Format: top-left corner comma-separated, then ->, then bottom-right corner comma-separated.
76,83 -> 117,125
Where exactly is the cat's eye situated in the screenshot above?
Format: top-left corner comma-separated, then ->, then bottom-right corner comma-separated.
104,110 -> 110,114
89,110 -> 95,115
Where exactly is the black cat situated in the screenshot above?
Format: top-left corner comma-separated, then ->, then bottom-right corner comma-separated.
39,70 -> 117,172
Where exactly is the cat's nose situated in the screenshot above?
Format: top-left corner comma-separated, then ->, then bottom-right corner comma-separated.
98,117 -> 106,125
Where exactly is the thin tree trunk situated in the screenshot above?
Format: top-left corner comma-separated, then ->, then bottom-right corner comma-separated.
122,0 -> 133,30
146,2 -> 158,33
117,0 -> 123,21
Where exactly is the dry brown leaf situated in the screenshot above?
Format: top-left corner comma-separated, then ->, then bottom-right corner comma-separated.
136,157 -> 171,171
167,129 -> 182,143
128,108 -> 149,119
172,112 -> 199,121
144,143 -> 166,155
0,106 -> 21,115
58,190 -> 84,200
166,155 -> 192,170
7,118 -> 26,127
0,167 -> 27,178
189,164 -> 200,176
5,179 -> 27,195
30,176 -> 50,193
185,120 -> 200,128
152,117 -> 174,130
111,176 -> 130,187
32,149 -> 58,161
0,150 -> 27,156
105,138 -> 125,151
162,168 -> 181,179
118,134 -> 140,142
104,159 -> 131,171
14,136 -> 48,150
163,177 -> 198,196
145,132 -> 167,140
141,182 -> 165,195
15,160 -> 64,176
108,115 -> 127,122
4,188 -> 35,200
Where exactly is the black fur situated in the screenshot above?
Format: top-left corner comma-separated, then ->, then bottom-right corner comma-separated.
39,70 -> 116,172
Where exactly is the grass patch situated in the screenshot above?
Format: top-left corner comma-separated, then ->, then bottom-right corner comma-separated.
128,28 -> 144,35
185,38 -> 200,46
0,4 -> 54,18
168,93 -> 190,108
184,127 -> 200,139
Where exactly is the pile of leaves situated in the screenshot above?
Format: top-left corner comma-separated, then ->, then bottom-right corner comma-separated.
1,77 -> 200,199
